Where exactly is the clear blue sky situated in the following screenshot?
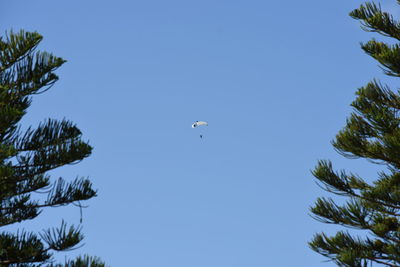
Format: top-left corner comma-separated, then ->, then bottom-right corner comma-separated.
2,1 -> 399,266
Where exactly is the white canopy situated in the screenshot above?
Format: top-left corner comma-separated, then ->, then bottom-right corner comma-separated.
191,121 -> 208,128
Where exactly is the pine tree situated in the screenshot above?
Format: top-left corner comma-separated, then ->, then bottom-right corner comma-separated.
310,2 -> 400,266
0,30 -> 105,266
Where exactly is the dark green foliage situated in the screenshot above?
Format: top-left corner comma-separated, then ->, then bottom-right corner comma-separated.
349,2 -> 400,39
0,30 -> 105,266
310,2 -> 400,266
48,255 -> 106,267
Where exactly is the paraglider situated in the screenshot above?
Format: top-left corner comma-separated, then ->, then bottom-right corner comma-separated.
192,121 -> 208,138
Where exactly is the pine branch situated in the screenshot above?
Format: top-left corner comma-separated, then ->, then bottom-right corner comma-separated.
0,177 -> 95,227
332,81 -> 400,168
361,40 -> 400,77
0,30 -> 42,73
0,231 -> 51,265
311,198 -> 370,228
0,174 -> 50,201
40,221 -> 83,252
350,2 -> 400,40
44,177 -> 97,207
2,50 -> 65,95
0,195 -> 40,227
47,255 -> 106,267
14,139 -> 92,173
313,161 -> 400,211
310,231 -> 400,266
16,119 -> 82,152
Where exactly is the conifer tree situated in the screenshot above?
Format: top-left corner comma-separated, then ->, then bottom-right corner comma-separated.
0,30 -> 105,266
310,2 -> 400,266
